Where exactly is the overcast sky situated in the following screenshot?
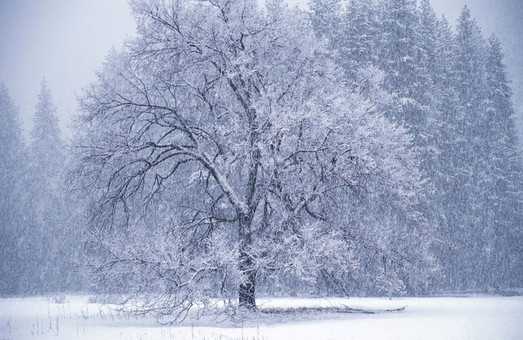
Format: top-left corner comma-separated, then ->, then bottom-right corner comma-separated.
1,0 -> 522,143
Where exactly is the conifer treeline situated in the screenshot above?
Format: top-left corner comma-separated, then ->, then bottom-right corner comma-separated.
0,81 -> 84,295
311,0 -> 523,292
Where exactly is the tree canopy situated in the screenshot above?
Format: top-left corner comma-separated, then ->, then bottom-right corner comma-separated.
73,0 -> 427,315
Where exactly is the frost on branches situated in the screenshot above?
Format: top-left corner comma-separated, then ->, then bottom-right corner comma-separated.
72,0 -> 429,319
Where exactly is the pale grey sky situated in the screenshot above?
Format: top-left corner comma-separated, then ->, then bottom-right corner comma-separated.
0,0 -> 135,140
0,0 -> 522,143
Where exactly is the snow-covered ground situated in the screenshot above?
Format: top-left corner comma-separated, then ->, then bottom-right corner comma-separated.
1,295 -> 522,339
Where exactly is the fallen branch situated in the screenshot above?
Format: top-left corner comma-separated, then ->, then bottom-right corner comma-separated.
260,305 -> 406,315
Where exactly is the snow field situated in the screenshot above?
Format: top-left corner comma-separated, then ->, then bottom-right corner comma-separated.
0,295 -> 522,339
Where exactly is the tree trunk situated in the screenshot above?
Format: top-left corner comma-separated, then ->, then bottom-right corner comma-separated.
237,100 -> 259,309
239,251 -> 256,309
238,213 -> 256,309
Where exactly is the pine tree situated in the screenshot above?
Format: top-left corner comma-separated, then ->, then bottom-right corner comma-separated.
20,79 -> 78,294
0,84 -> 26,295
449,6 -> 489,291
378,0 -> 419,98
427,15 -> 464,292
417,0 -> 439,90
483,35 -> 523,289
337,0 -> 381,82
31,80 -> 62,176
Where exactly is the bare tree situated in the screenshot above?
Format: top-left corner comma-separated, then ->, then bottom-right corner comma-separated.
73,0 -> 426,317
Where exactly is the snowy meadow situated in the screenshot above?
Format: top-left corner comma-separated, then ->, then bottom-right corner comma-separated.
1,295 -> 522,339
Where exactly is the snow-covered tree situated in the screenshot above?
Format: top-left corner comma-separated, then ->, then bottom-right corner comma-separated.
482,35 -> 523,289
19,79 -> 80,294
439,6 -> 487,291
378,0 -> 419,98
0,84 -> 26,295
336,0 -> 382,82
73,0 -> 426,316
